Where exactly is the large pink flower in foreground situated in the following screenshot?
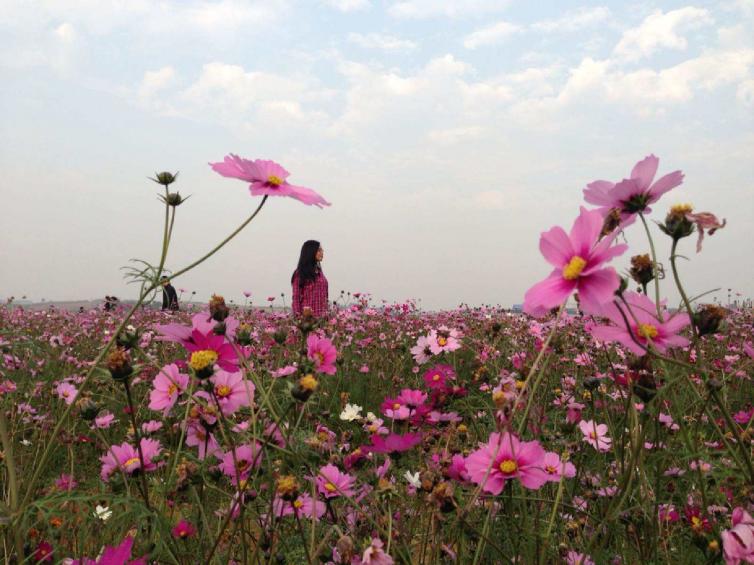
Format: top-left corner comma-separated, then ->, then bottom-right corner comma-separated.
156,312 -> 239,372
307,334 -> 337,375
722,507 -> 754,565
583,154 -> 684,223
464,432 -> 549,494
589,291 -> 690,356
523,207 -> 628,317
210,369 -> 253,416
210,154 -> 330,208
316,463 -> 356,499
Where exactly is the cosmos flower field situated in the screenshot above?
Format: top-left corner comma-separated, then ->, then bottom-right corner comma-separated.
1,155 -> 752,564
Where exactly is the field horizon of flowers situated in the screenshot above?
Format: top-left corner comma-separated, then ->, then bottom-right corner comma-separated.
1,155 -> 752,564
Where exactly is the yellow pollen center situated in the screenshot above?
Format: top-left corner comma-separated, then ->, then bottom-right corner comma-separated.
637,323 -> 659,340
215,385 -> 232,398
589,431 -> 598,440
546,465 -> 558,474
437,337 -> 448,346
325,482 -> 337,492
300,374 -> 318,392
691,516 -> 702,527
268,175 -> 284,186
432,374 -> 441,381
189,350 -> 218,371
499,459 -> 518,474
124,457 -> 141,468
562,256 -> 587,280
670,203 -> 693,214
314,352 -> 324,365
167,384 -> 178,395
393,403 -> 401,410
293,499 -> 303,508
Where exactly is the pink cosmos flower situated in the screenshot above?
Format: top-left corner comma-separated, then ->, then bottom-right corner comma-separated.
272,494 -> 326,520
381,397 -> 411,420
685,211 -> 726,253
396,388 -> 427,409
722,507 -> 754,565
171,520 -> 197,539
55,382 -> 78,405
583,154 -> 684,224
464,432 -> 549,494
428,327 -> 461,355
307,334 -> 337,375
565,551 -> 595,565
316,463 -> 356,499
55,474 -> 78,491
542,452 -> 577,482
148,363 -> 189,416
100,438 -> 162,481
71,536 -> 146,565
155,312 -> 239,371
186,423 -> 220,460
94,411 -> 116,429
219,443 -> 264,483
578,420 -> 612,452
209,154 -> 330,208
362,538 -> 394,565
589,291 -> 690,356
365,432 -> 422,455
210,370 -> 253,416
423,364 -> 455,389
448,454 -> 470,482
523,207 -> 628,317
410,335 -> 434,364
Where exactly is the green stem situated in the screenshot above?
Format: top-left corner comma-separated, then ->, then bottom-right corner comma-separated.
0,406 -> 24,560
669,238 -> 699,340
639,213 -> 663,320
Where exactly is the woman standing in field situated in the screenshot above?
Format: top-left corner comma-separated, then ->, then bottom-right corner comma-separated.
291,240 -> 329,317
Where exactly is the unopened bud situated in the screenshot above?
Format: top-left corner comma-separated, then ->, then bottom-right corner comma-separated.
150,171 -> 179,186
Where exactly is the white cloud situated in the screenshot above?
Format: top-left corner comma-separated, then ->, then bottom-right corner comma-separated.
427,125 -> 483,144
323,0 -> 371,11
347,32 -> 417,50
464,20 -> 521,49
472,190 -> 507,209
388,0 -> 509,19
54,22 -> 77,43
614,7 -> 714,61
138,67 -> 177,100
531,6 -> 611,33
737,78 -> 754,106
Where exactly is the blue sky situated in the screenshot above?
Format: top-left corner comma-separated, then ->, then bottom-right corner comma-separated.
1,0 -> 752,309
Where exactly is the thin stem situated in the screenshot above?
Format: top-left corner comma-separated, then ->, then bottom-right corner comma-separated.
669,238 -> 699,340
639,212 -> 663,320
0,406 -> 24,560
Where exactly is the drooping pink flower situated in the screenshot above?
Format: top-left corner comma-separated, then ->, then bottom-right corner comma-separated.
148,363 -> 189,416
307,334 -> 337,375
464,432 -> 549,494
447,454 -> 470,482
685,211 -> 726,253
589,291 -> 690,356
362,537 -> 394,565
578,420 -> 612,452
219,443 -> 264,483
722,507 -> 754,565
565,551 -> 595,565
583,154 -> 684,224
523,207 -> 628,317
209,154 -> 330,208
210,370 -> 253,416
99,438 -> 163,482
365,432 -> 422,455
315,463 -> 356,499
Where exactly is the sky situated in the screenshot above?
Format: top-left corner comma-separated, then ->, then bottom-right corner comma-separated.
1,0 -> 753,310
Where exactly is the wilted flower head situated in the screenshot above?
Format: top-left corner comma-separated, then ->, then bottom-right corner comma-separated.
629,254 -> 655,288
685,211 -> 726,252
659,203 -> 695,240
695,304 -> 727,337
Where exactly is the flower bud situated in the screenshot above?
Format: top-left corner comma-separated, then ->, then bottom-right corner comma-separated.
694,304 -> 726,337
237,325 -> 252,346
659,204 -> 694,240
116,328 -> 140,350
275,475 -> 299,501
209,294 -> 229,322
629,254 -> 655,287
150,171 -> 179,186
77,398 -> 99,421
292,374 -> 318,402
107,347 -> 132,381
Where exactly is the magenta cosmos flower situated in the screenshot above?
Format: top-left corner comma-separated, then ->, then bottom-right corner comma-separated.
315,463 -> 356,499
210,369 -> 254,416
578,420 -> 612,452
589,291 -> 690,356
583,154 -> 684,224
100,438 -> 162,481
307,334 -> 337,375
273,493 -> 326,520
71,536 -> 146,565
722,507 -> 754,565
524,207 -> 628,317
149,363 -> 189,417
464,432 -> 549,494
365,432 -> 422,455
219,442 -> 264,483
210,154 -> 330,208
156,312 -> 239,372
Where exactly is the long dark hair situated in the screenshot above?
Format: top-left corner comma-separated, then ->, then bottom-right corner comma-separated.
291,240 -> 321,287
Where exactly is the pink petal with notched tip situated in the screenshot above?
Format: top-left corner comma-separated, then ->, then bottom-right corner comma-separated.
630,154 -> 659,190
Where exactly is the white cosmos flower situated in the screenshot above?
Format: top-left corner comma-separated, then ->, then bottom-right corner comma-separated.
94,505 -> 113,521
20,439 -> 32,446
404,471 -> 421,489
339,403 -> 363,422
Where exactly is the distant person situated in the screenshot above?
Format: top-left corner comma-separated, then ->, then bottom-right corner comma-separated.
291,240 -> 328,317
161,277 -> 179,311
103,296 -> 119,311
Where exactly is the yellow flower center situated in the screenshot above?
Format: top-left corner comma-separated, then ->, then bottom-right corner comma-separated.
124,457 -> 141,469
545,465 -> 558,474
314,352 -> 324,365
691,516 -> 702,527
215,384 -> 232,398
325,482 -> 337,492
562,256 -> 587,280
293,499 -> 304,508
300,374 -> 318,392
499,459 -> 518,474
189,350 -> 218,371
437,337 -> 448,346
392,403 -> 401,410
432,374 -> 441,381
637,323 -> 659,340
589,431 -> 598,440
670,203 -> 693,214
268,175 -> 284,186
167,384 -> 178,395
277,475 -> 298,495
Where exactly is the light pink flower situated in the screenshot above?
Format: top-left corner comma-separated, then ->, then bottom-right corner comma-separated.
55,382 -> 78,405
315,463 -> 356,499
578,420 -> 612,452
583,154 -> 684,224
210,370 -> 253,416
524,207 -> 628,317
410,335 -> 434,364
464,432 -> 549,494
209,154 -> 330,208
542,451 -> 577,482
186,423 -> 220,460
722,507 -> 754,565
362,538 -> 394,565
219,443 -> 264,483
94,411 -> 116,429
148,363 -> 189,416
272,494 -> 326,520
307,334 -> 337,375
99,438 -> 162,482
428,327 -> 461,354
589,291 -> 690,356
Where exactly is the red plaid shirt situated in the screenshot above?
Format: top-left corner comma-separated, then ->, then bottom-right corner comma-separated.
292,269 -> 329,317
